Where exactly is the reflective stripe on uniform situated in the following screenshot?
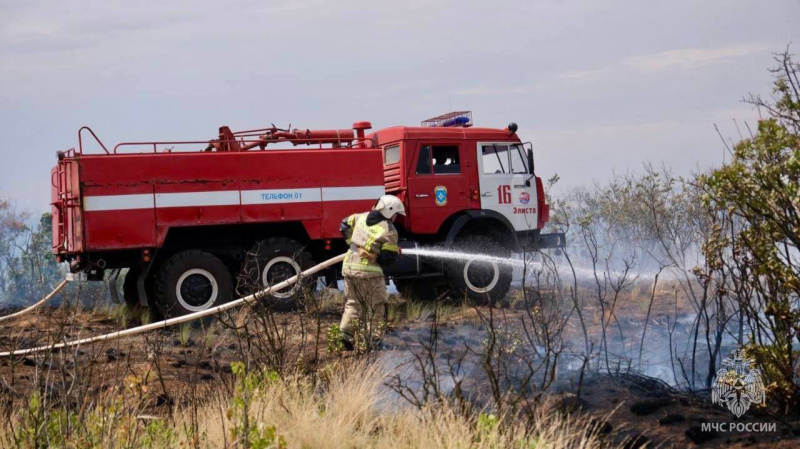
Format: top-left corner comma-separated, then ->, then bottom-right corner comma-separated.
343,262 -> 384,273
357,215 -> 371,246
361,216 -> 386,252
365,235 -> 377,252
343,248 -> 383,272
381,242 -> 399,252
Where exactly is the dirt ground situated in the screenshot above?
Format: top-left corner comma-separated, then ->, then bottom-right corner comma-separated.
0,285 -> 798,448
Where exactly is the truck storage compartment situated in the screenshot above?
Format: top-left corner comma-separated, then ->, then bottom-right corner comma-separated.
51,157 -> 83,258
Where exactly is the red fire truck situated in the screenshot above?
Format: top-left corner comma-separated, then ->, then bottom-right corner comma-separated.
51,112 -> 564,316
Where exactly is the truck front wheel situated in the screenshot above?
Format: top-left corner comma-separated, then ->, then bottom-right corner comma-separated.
446,235 -> 513,304
153,250 -> 234,317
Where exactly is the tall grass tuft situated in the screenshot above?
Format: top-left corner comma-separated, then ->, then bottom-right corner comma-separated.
178,322 -> 192,347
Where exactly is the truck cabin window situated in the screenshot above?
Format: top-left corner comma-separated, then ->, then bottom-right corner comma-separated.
482,144 -> 509,174
384,145 -> 400,164
416,145 -> 461,174
432,145 -> 460,174
509,144 -> 529,174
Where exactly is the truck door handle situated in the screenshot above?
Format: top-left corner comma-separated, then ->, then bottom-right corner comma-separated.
481,192 -> 493,197
416,194 -> 429,198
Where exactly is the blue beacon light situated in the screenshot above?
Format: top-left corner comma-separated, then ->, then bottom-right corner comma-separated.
441,116 -> 471,127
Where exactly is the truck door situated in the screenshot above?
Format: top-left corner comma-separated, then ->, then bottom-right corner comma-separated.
407,143 -> 469,234
476,142 -> 538,231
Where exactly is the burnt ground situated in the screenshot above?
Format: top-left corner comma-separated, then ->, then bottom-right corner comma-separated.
0,288 -> 798,448
377,307 -> 800,448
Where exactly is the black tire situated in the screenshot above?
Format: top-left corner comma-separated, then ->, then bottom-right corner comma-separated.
393,278 -> 448,302
123,267 -> 142,308
445,234 -> 513,305
153,250 -> 234,317
237,238 -> 316,302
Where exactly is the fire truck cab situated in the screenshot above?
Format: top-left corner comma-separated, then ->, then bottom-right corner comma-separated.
373,112 -> 563,301
377,123 -> 550,245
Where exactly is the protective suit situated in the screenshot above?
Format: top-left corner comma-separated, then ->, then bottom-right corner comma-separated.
338,195 -> 403,346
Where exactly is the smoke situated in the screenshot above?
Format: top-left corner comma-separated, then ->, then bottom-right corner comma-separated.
381,235 -> 728,409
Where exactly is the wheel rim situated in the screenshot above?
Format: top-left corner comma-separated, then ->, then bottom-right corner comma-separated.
176,269 -> 219,312
261,256 -> 302,299
463,259 -> 500,294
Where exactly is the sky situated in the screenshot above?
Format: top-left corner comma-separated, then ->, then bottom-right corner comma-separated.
1,0 -> 798,213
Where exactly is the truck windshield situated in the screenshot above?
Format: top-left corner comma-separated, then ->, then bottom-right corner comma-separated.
509,144 -> 528,174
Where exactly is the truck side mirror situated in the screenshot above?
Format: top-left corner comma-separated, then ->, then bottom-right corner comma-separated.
527,148 -> 534,174
525,148 -> 535,186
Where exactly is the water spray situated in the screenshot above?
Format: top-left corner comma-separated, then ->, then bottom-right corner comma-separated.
402,247 -> 518,267
403,246 -> 664,282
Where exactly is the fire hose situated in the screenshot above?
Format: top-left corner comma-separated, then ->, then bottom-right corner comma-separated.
0,280 -> 70,324
0,253 -> 346,357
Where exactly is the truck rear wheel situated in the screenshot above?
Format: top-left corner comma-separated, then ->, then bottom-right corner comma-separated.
153,250 -> 234,317
446,235 -> 513,304
238,238 -> 316,301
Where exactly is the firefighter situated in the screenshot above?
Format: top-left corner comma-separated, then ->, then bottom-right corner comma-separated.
338,194 -> 404,349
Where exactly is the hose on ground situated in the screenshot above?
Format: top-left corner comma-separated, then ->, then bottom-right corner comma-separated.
0,280 -> 70,324
0,253 -> 346,357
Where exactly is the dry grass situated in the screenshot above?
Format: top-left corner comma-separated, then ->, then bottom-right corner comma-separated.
628,282 -> 643,312
183,360 -> 608,449
0,357 -> 611,448
387,299 -> 464,324
317,287 -> 345,313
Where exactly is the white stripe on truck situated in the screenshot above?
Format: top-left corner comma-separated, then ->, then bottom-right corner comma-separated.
322,185 -> 385,201
155,190 -> 240,208
241,188 -> 322,205
82,186 -> 385,212
83,194 -> 154,212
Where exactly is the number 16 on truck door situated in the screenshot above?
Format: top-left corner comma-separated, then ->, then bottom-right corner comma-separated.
497,185 -> 511,204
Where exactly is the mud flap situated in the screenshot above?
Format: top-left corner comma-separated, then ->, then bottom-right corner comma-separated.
106,268 -> 122,304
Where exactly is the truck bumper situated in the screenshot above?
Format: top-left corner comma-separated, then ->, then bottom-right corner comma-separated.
534,232 -> 566,249
517,230 -> 566,250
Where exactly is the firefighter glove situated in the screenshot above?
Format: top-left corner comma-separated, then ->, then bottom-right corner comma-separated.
358,247 -> 378,263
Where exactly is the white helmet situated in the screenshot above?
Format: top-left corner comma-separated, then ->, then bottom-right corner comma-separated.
373,195 -> 406,219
